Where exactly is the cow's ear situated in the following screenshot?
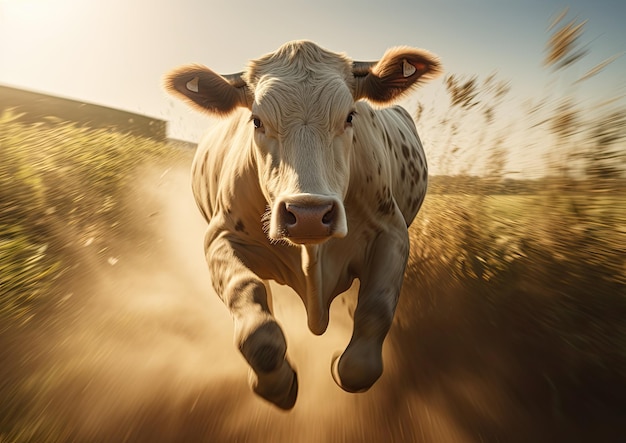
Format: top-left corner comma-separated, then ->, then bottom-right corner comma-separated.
164,65 -> 251,115
352,47 -> 441,103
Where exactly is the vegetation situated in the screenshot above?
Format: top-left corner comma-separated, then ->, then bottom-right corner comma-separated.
406,7 -> 625,293
0,112 -> 182,331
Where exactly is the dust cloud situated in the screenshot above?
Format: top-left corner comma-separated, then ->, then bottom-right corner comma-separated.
2,163 -> 415,442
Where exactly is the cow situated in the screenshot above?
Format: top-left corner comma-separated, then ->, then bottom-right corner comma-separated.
165,40 -> 440,409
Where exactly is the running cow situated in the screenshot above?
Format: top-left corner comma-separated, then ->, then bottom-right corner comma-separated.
165,40 -> 441,409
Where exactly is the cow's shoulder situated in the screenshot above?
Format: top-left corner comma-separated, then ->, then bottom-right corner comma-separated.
191,110 -> 265,226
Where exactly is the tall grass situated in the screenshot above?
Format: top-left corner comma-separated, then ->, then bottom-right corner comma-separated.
405,7 -> 625,288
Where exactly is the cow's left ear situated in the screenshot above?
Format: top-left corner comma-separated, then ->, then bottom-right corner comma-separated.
352,47 -> 441,103
164,65 -> 251,115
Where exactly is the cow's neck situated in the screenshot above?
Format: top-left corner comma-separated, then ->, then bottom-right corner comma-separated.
300,244 -> 328,335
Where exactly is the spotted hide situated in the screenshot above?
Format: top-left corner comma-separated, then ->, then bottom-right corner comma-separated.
165,40 -> 441,409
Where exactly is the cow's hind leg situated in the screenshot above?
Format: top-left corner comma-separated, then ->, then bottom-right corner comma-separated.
331,226 -> 409,393
207,235 -> 297,409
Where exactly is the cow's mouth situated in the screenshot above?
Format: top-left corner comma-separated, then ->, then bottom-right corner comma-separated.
284,234 -> 334,245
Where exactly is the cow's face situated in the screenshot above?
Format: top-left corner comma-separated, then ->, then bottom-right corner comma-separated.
165,41 -> 440,245
249,72 -> 356,244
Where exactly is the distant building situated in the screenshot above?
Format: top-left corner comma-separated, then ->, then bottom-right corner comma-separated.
0,85 -> 167,141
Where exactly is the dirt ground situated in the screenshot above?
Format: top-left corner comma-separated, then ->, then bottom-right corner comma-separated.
2,163 -> 624,442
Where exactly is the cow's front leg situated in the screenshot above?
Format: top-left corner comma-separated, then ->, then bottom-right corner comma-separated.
331,225 -> 409,393
207,232 -> 297,409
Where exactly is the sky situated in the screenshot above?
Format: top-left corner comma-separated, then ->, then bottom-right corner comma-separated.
1,0 -> 625,175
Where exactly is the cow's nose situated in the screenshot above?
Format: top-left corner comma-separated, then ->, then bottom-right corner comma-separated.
275,200 -> 336,243
270,194 -> 348,244
281,202 -> 334,238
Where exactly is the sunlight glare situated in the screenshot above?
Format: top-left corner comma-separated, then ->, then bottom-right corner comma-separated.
0,0 -> 60,24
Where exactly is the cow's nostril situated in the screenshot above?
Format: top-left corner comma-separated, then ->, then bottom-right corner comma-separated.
322,205 -> 335,225
280,202 -> 297,226
286,212 -> 297,225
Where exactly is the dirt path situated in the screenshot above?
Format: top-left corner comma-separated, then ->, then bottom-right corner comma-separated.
2,161 -> 623,442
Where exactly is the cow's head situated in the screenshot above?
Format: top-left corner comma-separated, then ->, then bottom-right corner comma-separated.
165,41 -> 440,245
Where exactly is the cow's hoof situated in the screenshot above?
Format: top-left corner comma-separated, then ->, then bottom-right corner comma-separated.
250,359 -> 298,410
331,350 -> 380,393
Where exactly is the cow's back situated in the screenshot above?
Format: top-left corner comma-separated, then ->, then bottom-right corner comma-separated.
352,102 -> 427,227
384,105 -> 428,224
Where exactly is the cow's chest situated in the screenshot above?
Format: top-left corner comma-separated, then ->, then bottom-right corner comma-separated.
262,237 -> 360,301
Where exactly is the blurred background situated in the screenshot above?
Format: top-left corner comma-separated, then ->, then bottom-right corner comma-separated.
1,0 -> 625,442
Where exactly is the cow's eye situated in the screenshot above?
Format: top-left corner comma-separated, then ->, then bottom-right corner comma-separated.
346,111 -> 356,126
251,116 -> 263,129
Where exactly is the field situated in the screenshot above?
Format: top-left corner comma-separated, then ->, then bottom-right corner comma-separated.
1,105 -> 625,442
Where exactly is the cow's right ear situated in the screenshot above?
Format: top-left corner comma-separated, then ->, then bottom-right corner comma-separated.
352,47 -> 441,103
164,65 -> 251,115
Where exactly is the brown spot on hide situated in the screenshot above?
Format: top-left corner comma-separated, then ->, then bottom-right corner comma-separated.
234,219 -> 246,233
401,144 -> 410,159
384,129 -> 391,144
